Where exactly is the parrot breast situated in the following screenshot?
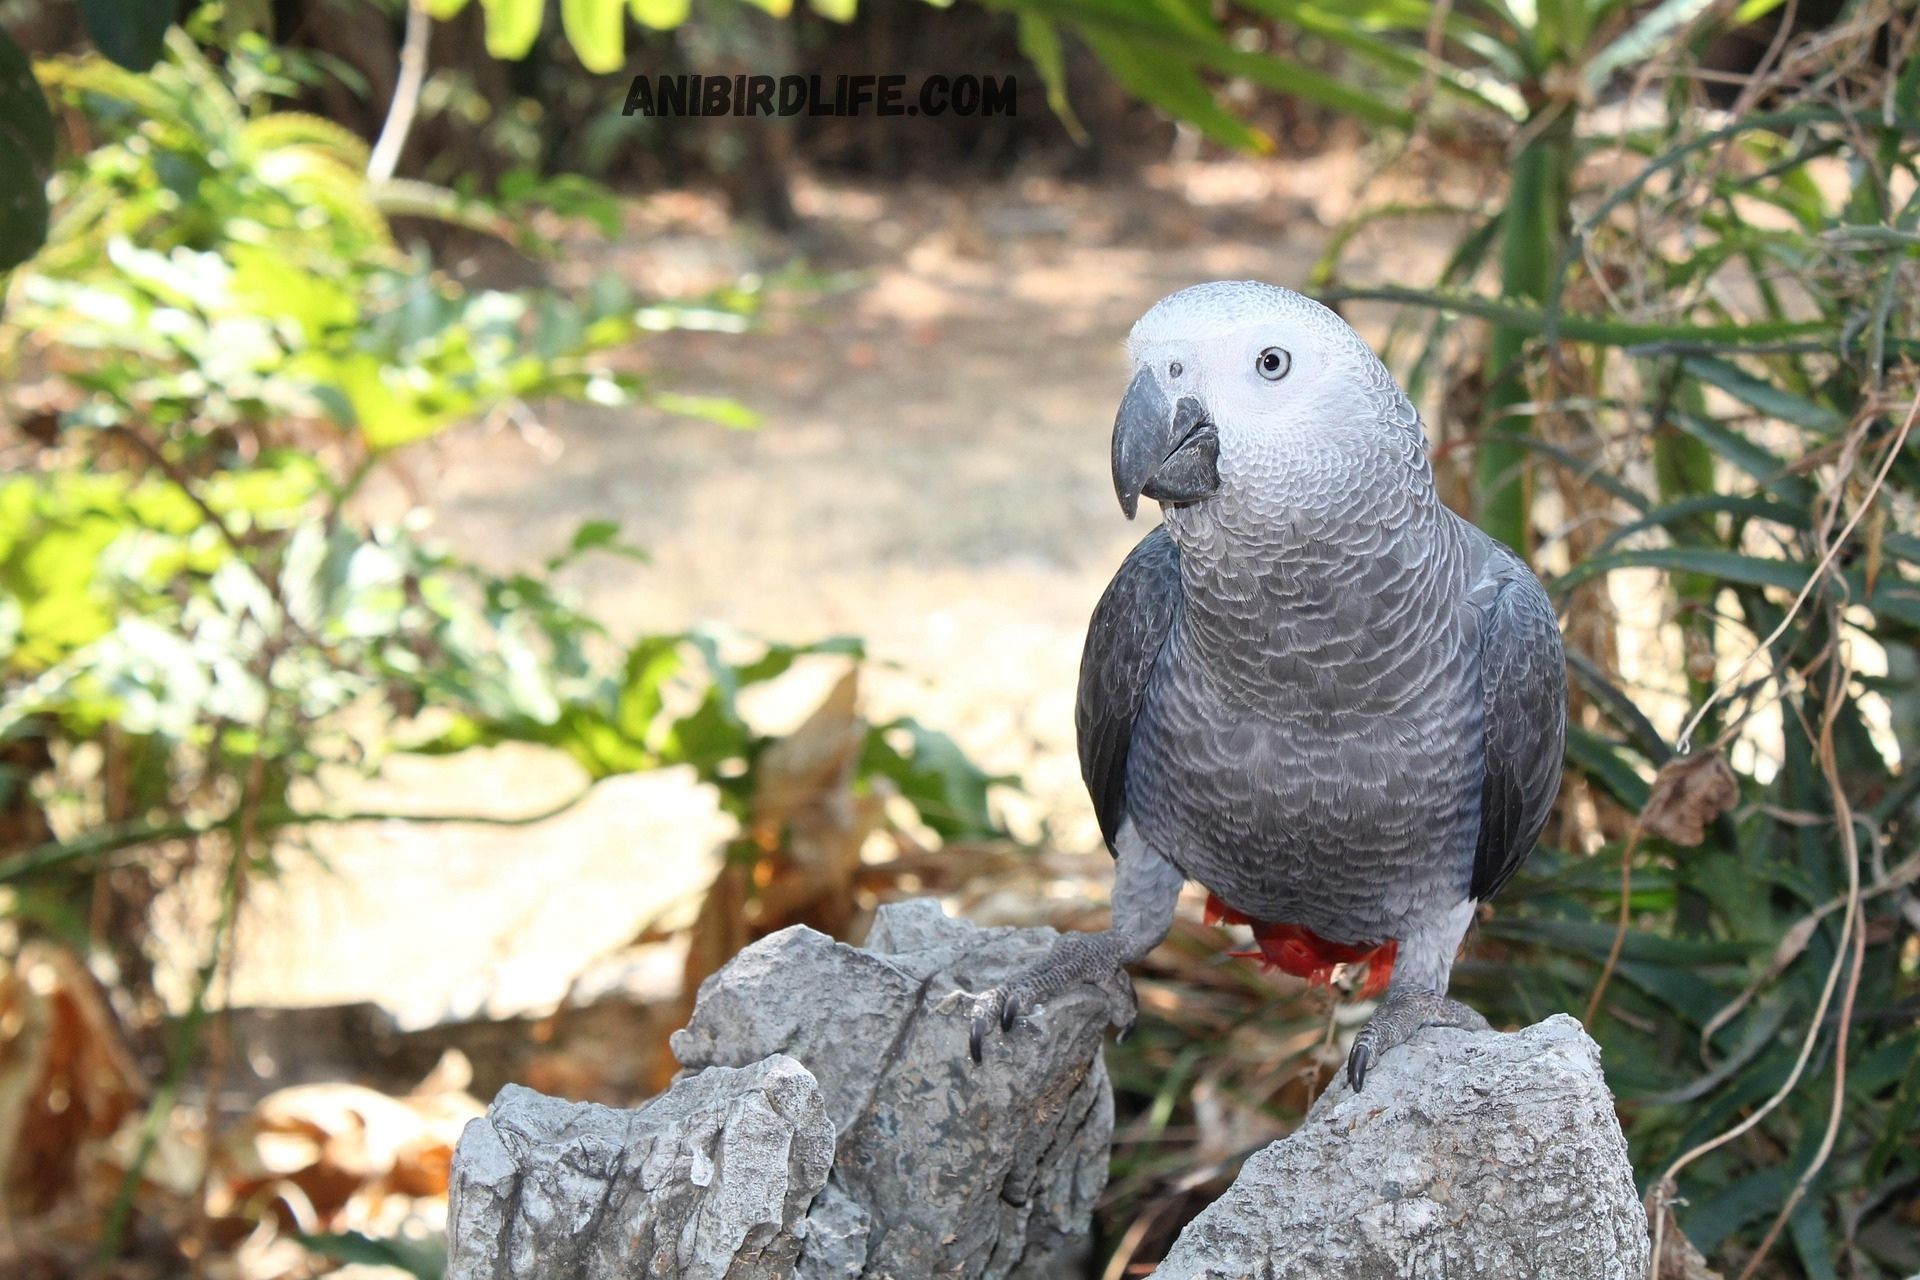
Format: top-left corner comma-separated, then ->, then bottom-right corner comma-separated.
1204,894 -> 1399,997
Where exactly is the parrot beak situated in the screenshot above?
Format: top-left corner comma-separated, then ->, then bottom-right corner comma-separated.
1110,368 -> 1220,520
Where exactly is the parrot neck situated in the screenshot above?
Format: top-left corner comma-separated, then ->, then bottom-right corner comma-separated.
1164,420 -> 1440,559
1158,427 -> 1470,678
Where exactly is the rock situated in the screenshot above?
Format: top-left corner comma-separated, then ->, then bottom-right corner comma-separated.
445,1055 -> 834,1280
444,899 -> 1114,1279
1153,1014 -> 1650,1280
672,899 -> 1114,1278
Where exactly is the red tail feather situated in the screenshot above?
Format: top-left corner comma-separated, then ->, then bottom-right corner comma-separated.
1206,893 -> 1397,997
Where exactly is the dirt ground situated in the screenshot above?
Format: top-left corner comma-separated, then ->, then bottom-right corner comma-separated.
195,147 -> 1465,1026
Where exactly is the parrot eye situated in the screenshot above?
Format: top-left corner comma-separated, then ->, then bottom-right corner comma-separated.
1256,347 -> 1291,382
1169,361 -> 1183,378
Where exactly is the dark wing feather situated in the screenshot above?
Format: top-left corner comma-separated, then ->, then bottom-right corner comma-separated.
1076,525 -> 1183,854
1470,556 -> 1568,902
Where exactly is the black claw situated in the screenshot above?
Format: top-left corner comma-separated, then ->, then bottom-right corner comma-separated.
1000,993 -> 1021,1031
1347,1044 -> 1374,1093
969,1014 -> 987,1064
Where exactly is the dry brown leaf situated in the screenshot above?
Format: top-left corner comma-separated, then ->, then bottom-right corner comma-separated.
1641,752 -> 1739,847
1651,1199 -> 1726,1280
680,667 -> 884,1027
0,942 -> 146,1218
208,1051 -> 481,1238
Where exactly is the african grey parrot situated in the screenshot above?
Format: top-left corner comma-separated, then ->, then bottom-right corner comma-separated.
969,280 -> 1567,1089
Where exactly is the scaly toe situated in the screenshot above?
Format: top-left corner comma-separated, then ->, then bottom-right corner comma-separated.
1096,969 -> 1139,1039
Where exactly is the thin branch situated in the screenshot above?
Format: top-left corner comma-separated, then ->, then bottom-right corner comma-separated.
368,0 -> 431,183
1671,391 -> 1918,754
1582,821 -> 1646,1028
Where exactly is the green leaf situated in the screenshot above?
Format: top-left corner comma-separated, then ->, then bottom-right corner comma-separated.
0,133 -> 48,275
1555,546 -> 1810,597
1326,283 -> 1829,349
1555,547 -> 1920,629
1078,28 -> 1270,153
809,0 -> 858,18
631,0 -> 692,27
561,0 -> 626,72
425,0 -> 472,16
1564,726 -> 1651,808
1667,410 -> 1814,505
78,0 -> 175,72
480,0 -> 544,60
1680,356 -> 1845,433
651,392 -> 761,429
298,1231 -> 445,1280
1016,16 -> 1085,144
0,29 -> 54,171
545,518 -> 649,571
1583,0 -> 1716,91
1594,494 -> 1808,556
861,717 -> 1007,841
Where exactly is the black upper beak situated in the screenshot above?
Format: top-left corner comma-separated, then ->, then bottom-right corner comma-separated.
1111,368 -> 1220,519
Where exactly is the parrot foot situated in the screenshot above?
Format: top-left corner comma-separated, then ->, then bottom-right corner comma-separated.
1345,989 -> 1490,1092
963,931 -> 1138,1063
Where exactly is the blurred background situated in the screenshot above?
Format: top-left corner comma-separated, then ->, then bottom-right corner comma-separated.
1,0 -> 1916,1276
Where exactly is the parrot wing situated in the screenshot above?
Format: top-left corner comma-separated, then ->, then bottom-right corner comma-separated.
1469,552 -> 1568,902
1076,524 -> 1183,855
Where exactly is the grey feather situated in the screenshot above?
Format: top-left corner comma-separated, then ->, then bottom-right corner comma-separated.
1468,543 -> 1568,902
1076,526 -> 1182,853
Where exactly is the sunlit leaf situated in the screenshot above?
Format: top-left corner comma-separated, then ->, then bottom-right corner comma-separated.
561,0 -> 626,72
480,0 -> 544,60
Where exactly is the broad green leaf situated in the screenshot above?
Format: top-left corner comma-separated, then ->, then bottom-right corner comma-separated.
809,0 -> 858,17
78,0 -> 173,72
561,0 -> 626,72
426,0 -> 472,16
480,0 -> 544,61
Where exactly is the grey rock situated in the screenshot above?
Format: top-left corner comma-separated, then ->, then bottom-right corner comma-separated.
672,899 -> 1114,1279
446,1055 -> 834,1280
1153,1014 -> 1650,1280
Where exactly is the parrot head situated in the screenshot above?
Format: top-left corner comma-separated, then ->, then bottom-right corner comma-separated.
1110,280 -> 1407,519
